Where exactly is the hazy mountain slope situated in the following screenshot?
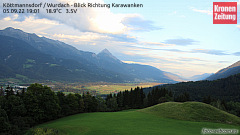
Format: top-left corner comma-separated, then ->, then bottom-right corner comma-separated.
163,72 -> 185,82
97,49 -> 178,83
207,61 -> 240,80
0,27 -> 97,67
0,35 -> 123,82
188,73 -> 213,81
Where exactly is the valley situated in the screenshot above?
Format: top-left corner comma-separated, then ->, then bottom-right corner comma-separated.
0,78 -> 161,95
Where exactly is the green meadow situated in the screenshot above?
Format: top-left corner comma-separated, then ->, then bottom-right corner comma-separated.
33,102 -> 240,135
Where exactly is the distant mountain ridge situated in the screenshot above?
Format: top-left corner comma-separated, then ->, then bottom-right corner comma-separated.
206,61 -> 240,80
188,73 -> 213,81
163,72 -> 186,82
0,27 -> 180,83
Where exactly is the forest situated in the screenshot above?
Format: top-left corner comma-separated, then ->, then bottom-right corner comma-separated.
144,73 -> 240,102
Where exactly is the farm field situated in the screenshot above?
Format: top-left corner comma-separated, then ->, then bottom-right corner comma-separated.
34,102 -> 240,135
83,83 -> 161,94
52,82 -> 162,95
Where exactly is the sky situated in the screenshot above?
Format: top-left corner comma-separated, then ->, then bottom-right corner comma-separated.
0,0 -> 240,78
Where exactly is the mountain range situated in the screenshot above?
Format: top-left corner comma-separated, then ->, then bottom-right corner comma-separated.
1,27 -> 239,83
206,60 -> 240,80
0,27 -> 182,83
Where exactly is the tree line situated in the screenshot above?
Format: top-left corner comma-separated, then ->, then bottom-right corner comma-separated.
202,95 -> 240,117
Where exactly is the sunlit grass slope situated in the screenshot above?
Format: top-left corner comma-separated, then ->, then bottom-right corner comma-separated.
139,102 -> 240,125
34,102 -> 240,135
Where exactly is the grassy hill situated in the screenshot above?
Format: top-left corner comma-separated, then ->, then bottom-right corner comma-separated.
139,102 -> 240,125
29,102 -> 240,135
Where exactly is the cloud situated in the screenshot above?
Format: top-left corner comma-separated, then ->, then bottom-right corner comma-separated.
122,15 -> 161,32
161,49 -> 186,52
42,1 -> 126,34
218,61 -> 229,63
191,7 -> 212,15
191,49 -> 229,55
121,51 -> 183,64
0,0 -> 147,34
122,51 -> 207,65
0,0 -> 160,34
164,38 -> 198,46
123,45 -> 231,56
52,32 -> 109,42
233,52 -> 240,56
0,16 -> 62,34
177,57 -> 206,62
142,41 -> 173,47
122,60 -> 148,65
121,44 -> 186,53
107,34 -> 138,43
120,44 -> 232,57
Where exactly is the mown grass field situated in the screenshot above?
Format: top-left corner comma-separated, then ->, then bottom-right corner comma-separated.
34,102 -> 240,135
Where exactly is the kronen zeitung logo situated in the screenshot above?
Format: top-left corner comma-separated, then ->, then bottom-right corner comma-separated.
213,2 -> 237,24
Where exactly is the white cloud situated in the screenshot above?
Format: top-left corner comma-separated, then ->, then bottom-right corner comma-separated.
0,0 -> 161,45
0,0 -> 136,34
122,14 -> 161,32
191,7 -> 212,15
0,16 -> 61,34
3,17 -> 11,21
41,0 -> 128,34
122,60 -> 148,65
142,41 -> 173,47
52,33 -> 109,42
0,0 -> 161,35
191,49 -> 229,55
